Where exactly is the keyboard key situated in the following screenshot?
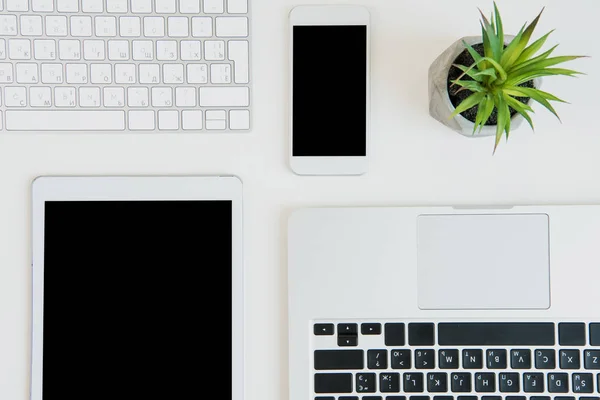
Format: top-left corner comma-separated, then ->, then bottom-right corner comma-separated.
181,110 -> 202,130
560,323 -> 587,345
499,373 -> 520,393
356,373 -> 376,393
204,40 -> 225,60
155,0 -> 176,13
314,324 -> 333,336
439,350 -> 459,369
391,350 -> 411,369
386,324 -> 405,346
481,397 -> 501,400
451,373 -> 471,393
380,373 -> 400,393
427,373 -> 447,392
505,397 -> 526,400
82,0 -> 103,12
0,15 -> 18,36
404,373 -> 424,392
228,40 -> 249,83
462,349 -> 483,369
9,39 -> 31,60
315,398 -> 335,400
572,373 -> 594,393
46,16 -> 68,36
338,397 -> 358,400
157,110 -> 178,130
363,397 -> 382,400
409,323 -> 435,346
314,350 -> 363,370
168,16 -> 189,37
554,397 -> 575,400
368,350 -> 387,369
204,0 -> 224,13
227,0 -> 248,13
386,397 -> 406,400
511,349 -> 531,369
548,373 -> 569,393
5,110 -> 125,130
57,0 -> 79,12
487,350 -> 507,369
580,397 -> 600,400
199,87 -> 249,107
591,324 -> 600,346
32,0 -> 55,11
438,323 -> 555,345
415,350 -> 434,369
338,323 -> 358,347
535,349 -> 556,369
128,110 -> 154,130
30,87 -> 52,107
192,16 -> 213,37
409,397 -> 428,400
457,397 -> 476,400
560,349 -> 581,369
361,323 -> 381,335
131,0 -> 152,12
530,397 -> 550,400
314,373 -> 352,394
144,16 -> 165,37
216,16 -> 248,37
585,350 -> 600,369
475,373 -> 495,393
523,373 -> 544,393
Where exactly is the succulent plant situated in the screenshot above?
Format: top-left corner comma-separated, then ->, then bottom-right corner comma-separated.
450,2 -> 586,152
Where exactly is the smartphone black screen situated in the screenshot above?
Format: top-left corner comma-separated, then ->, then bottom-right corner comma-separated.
293,25 -> 367,157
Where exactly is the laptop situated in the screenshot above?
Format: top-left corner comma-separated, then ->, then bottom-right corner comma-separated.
288,206 -> 600,400
31,176 -> 244,400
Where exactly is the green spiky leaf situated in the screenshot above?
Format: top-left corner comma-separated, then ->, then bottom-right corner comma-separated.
449,2 -> 587,153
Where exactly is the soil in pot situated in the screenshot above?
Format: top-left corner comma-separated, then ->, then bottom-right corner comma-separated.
447,43 -> 534,125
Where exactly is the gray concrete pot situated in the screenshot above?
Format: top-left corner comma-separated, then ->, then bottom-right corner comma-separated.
428,35 -> 541,138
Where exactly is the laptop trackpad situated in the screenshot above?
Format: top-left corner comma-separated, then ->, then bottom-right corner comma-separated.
417,214 -> 550,310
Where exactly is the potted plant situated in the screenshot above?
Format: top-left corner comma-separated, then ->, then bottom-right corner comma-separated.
428,3 -> 586,152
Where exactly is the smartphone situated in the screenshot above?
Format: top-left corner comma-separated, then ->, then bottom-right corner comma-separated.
290,5 -> 370,176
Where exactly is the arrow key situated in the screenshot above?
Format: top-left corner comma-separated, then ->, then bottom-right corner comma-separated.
362,323 -> 382,335
314,323 -> 334,336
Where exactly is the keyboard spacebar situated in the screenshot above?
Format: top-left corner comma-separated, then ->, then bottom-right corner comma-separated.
6,111 -> 125,131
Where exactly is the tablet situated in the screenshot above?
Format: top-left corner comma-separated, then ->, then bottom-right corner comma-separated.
31,176 -> 244,400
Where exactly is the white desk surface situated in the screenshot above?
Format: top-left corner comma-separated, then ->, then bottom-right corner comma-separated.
0,0 -> 599,398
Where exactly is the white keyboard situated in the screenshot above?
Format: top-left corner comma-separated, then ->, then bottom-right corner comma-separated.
0,0 -> 251,132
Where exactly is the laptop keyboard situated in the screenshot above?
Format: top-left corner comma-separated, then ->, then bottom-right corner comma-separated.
312,321 -> 600,400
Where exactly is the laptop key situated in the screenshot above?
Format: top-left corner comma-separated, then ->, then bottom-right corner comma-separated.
356,373 -> 376,393
315,398 -> 335,400
462,349 -> 483,369
380,373 -> 400,393
560,349 -> 581,369
338,323 -> 358,335
451,373 -> 471,393
314,323 -> 334,336
560,323 -> 587,346
499,372 -> 520,393
590,323 -> 600,346
362,323 -> 382,335
386,397 -> 406,400
530,397 -> 551,400
548,373 -> 569,393
409,323 -> 435,345
511,349 -> 531,369
427,373 -> 447,392
404,373 -> 424,392
363,397 -> 382,400
535,349 -> 556,369
314,373 -> 352,393
584,350 -> 600,369
314,350 -> 364,370
572,373 -> 594,393
415,349 -> 435,369
506,397 -> 526,400
487,349 -> 507,369
438,322 -> 555,345
391,349 -> 411,369
339,397 -> 358,400
385,323 -> 405,346
368,350 -> 388,369
439,350 -> 459,369
523,373 -> 544,393
475,372 -> 495,392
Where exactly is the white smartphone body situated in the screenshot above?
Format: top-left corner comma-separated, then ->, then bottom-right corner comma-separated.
289,5 -> 371,176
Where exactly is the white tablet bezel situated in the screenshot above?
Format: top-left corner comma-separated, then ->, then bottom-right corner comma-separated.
31,176 -> 244,400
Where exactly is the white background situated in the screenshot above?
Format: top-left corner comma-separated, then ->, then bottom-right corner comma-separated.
0,0 -> 599,398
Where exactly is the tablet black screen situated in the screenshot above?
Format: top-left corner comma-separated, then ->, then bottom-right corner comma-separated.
42,201 -> 232,398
